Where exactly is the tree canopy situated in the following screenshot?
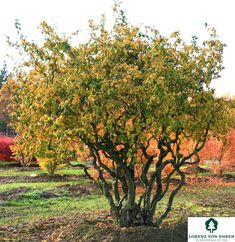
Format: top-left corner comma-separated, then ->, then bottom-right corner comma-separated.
0,62 -> 13,135
4,9 -> 234,227
0,62 -> 7,88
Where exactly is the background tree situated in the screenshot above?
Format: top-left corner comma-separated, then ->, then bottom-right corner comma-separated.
200,128 -> 235,175
0,62 -> 7,88
7,8 -> 234,227
0,62 -> 14,135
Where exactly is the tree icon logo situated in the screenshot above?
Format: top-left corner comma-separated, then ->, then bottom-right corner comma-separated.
205,218 -> 218,233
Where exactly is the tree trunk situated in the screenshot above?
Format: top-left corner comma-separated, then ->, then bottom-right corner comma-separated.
118,206 -> 153,227
219,167 -> 223,176
218,159 -> 223,176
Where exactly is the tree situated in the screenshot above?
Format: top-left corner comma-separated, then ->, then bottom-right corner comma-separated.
0,62 -> 7,88
205,218 -> 218,233
6,7 -> 233,227
0,62 -> 14,135
37,150 -> 66,176
0,135 -> 14,161
208,221 -> 215,233
200,128 -> 235,175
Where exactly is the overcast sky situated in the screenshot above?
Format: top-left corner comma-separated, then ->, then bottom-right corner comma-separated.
0,0 -> 234,96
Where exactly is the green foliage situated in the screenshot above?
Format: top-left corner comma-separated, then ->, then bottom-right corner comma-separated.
0,62 -> 7,88
37,150 -> 66,176
0,120 -> 8,132
8,14 -> 232,158
0,62 -> 12,134
6,5 -> 234,227
37,157 -> 64,176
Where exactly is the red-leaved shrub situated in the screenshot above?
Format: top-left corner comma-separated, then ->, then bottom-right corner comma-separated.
0,135 -> 14,161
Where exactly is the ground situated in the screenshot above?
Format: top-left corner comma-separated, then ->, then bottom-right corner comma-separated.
0,161 -> 234,241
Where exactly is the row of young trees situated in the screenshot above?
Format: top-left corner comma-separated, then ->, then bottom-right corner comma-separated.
1,8 -> 234,227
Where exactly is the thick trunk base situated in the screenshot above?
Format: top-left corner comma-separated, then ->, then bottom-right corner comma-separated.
118,207 -> 153,227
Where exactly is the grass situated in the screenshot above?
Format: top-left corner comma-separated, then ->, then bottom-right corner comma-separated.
0,161 -> 20,166
0,163 -> 234,229
152,183 -> 235,226
0,166 -> 85,177
1,182 -> 234,226
195,171 -> 235,177
0,180 -> 87,192
0,194 -> 107,225
0,163 -> 106,226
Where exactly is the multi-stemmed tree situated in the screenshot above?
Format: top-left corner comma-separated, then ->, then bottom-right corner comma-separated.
5,8 -> 233,227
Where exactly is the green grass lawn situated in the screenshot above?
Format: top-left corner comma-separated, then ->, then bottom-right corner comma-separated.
0,165 -> 86,177
0,162 -> 104,225
0,161 -> 20,167
159,184 -> 235,225
1,182 -> 234,226
0,163 -> 234,230
0,169 -> 106,225
0,193 -> 107,225
0,180 -> 87,192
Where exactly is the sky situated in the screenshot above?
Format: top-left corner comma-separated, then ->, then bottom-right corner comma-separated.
0,0 -> 234,97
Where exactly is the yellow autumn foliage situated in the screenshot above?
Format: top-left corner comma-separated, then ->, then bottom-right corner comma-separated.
37,150 -> 66,176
